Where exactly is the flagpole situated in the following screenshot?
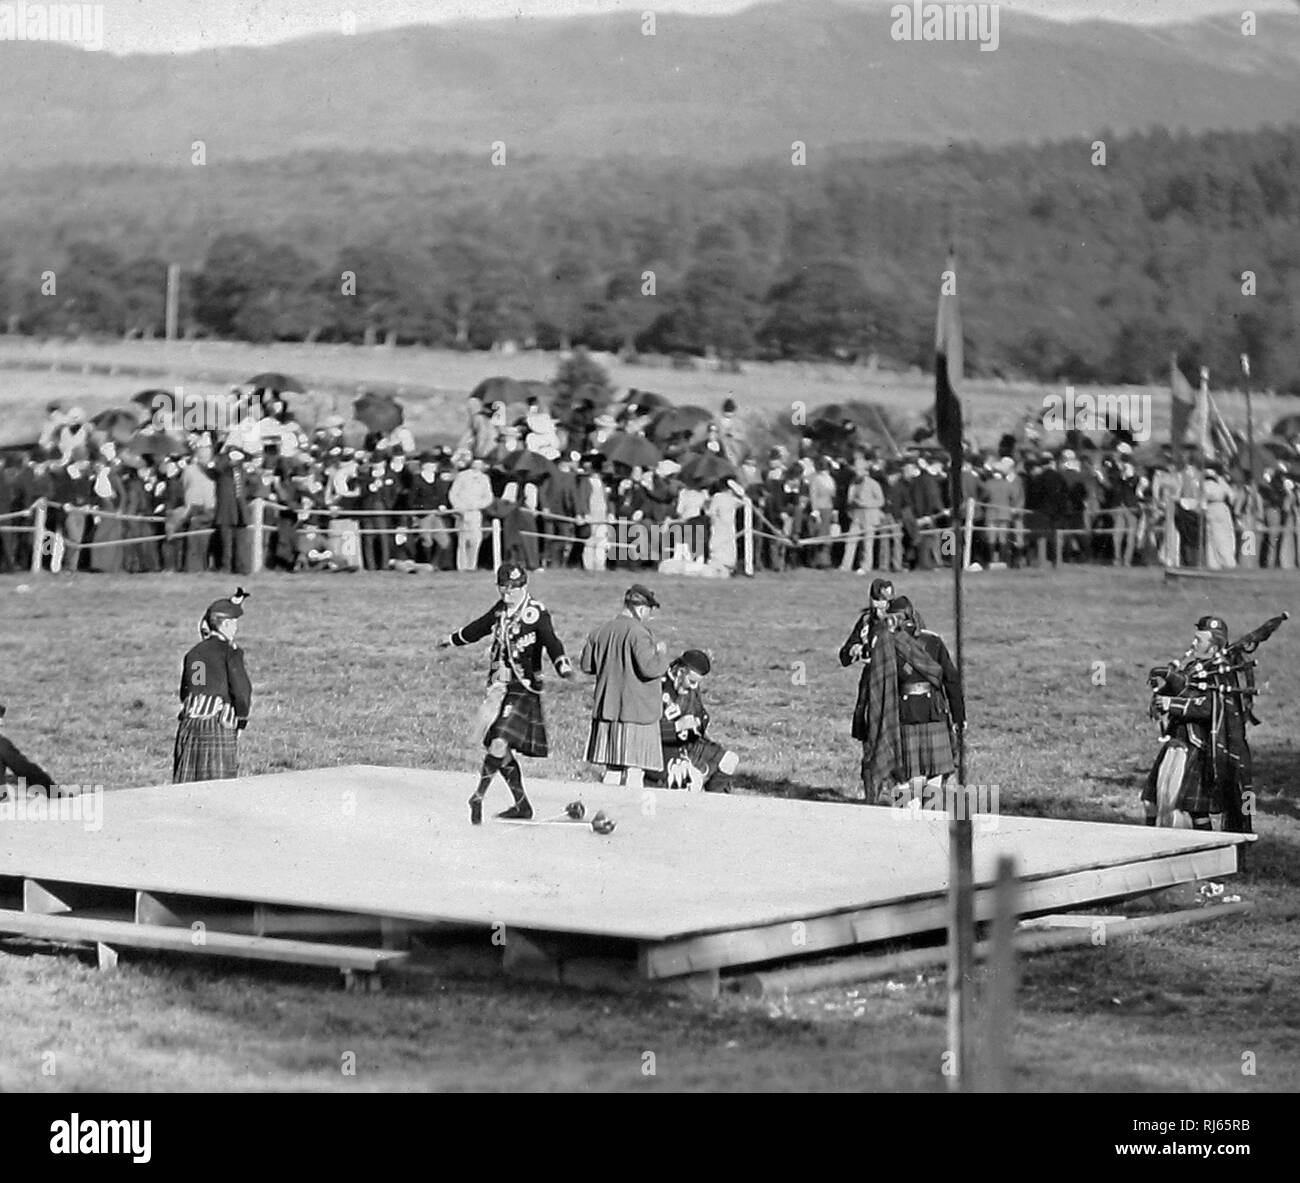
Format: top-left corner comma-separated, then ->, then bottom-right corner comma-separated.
1198,367 -> 1210,569
946,431 -> 973,1092
935,250 -> 973,1092
1242,354 -> 1255,479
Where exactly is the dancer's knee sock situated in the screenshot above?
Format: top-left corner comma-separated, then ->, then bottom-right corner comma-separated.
500,753 -> 528,805
472,751 -> 506,801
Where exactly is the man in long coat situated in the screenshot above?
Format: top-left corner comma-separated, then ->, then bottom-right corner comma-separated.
839,577 -> 898,800
580,584 -> 670,788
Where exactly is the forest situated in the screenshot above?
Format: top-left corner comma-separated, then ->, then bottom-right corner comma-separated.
1,123 -> 1297,391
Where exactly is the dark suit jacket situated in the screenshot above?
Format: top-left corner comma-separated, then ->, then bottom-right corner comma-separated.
209,458 -> 249,527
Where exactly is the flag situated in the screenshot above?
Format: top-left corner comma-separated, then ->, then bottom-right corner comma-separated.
1206,390 -> 1239,464
935,256 -> 963,458
1170,354 -> 1195,449
1186,366 -> 1214,459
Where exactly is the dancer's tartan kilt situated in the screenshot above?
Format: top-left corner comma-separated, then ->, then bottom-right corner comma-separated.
173,715 -> 239,783
485,685 -> 549,757
900,720 -> 955,781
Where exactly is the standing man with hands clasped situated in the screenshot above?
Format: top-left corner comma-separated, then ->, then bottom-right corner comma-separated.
580,584 -> 671,789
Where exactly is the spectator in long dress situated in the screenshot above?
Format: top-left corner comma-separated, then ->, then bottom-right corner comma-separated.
1234,472 -> 1263,570
1203,464 -> 1238,570
708,480 -> 741,573
449,457 -> 493,571
576,457 -> 610,571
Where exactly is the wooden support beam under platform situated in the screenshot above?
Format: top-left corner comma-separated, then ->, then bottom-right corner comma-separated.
0,909 -> 410,976
0,766 -> 1250,986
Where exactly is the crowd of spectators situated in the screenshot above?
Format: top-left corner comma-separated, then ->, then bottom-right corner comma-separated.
2,391 -> 1298,577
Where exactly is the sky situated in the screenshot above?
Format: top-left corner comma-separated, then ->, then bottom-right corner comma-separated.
11,0 -> 1298,56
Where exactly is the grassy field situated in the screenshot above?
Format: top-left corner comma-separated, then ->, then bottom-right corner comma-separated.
1,564 -> 1297,1091
6,337 -> 1300,455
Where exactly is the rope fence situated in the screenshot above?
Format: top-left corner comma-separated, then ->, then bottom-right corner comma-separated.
4,493 -> 1299,576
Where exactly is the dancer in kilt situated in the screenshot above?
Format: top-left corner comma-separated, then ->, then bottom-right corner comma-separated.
173,589 -> 252,783
887,596 -> 964,796
438,563 -> 574,824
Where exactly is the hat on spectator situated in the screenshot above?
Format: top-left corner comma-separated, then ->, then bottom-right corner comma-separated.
625,584 -> 660,609
678,649 -> 711,677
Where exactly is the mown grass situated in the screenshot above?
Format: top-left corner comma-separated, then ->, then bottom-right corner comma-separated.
1,565 -> 1298,1091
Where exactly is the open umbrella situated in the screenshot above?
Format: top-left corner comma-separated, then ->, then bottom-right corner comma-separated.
130,431 -> 189,459
353,390 -> 404,435
91,407 -> 144,443
807,400 -> 905,453
623,388 -> 671,411
648,404 -> 712,446
134,389 -> 235,433
679,450 -> 739,488
500,449 -> 557,481
1238,439 -> 1296,474
246,372 -> 305,394
598,432 -> 662,470
471,376 -> 531,407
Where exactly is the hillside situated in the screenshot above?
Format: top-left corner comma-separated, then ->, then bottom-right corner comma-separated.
1,2 -> 1298,170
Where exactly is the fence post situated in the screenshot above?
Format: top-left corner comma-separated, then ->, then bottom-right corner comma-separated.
30,498 -> 46,575
1053,530 -> 1062,569
963,498 -> 976,569
984,856 -> 1019,1092
491,517 -> 502,571
743,498 -> 754,577
249,498 -> 265,574
1163,490 -> 1178,568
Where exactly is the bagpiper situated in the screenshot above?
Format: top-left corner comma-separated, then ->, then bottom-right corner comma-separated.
173,588 -> 252,783
1144,612 -> 1284,842
438,563 -> 575,824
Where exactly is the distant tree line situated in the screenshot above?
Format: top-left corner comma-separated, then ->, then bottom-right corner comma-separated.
1,123 -> 1298,391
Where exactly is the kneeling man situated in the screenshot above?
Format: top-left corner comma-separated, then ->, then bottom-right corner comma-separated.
650,649 -> 738,793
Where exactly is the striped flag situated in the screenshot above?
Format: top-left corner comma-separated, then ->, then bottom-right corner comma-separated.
935,255 -> 963,459
1170,355 -> 1195,449
1184,367 -> 1237,462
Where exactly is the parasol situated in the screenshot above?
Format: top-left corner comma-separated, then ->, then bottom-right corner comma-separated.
246,372 -> 306,394
678,451 -> 739,488
598,432 -> 662,470
353,390 -> 404,435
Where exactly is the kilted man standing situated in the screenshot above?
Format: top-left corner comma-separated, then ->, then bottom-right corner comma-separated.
838,577 -> 898,801
438,563 -> 575,824
580,584 -> 670,788
887,595 -> 964,801
1144,614 -> 1264,840
173,589 -> 252,783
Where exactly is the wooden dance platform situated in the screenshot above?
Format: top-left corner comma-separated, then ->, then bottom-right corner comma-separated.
0,767 -> 1248,992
